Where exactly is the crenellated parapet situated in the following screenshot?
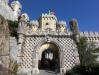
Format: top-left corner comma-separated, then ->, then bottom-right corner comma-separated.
19,13 -> 29,22
80,32 -> 99,37
30,20 -> 39,32
41,12 -> 57,21
17,13 -> 30,39
39,11 -> 57,31
17,11 -> 99,48
18,11 -> 69,35
80,32 -> 99,48
57,21 -> 67,32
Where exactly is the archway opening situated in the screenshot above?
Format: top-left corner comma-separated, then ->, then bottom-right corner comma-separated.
38,43 -> 60,72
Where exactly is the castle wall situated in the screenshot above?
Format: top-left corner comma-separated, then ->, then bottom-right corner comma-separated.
17,33 -> 80,74
16,11 -> 99,75
80,32 -> 99,48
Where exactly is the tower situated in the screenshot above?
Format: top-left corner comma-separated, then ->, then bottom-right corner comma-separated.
39,11 -> 57,31
17,13 -> 29,43
57,21 -> 67,32
30,20 -> 39,32
17,13 -> 31,74
69,19 -> 79,42
11,0 -> 22,20
69,19 -> 79,34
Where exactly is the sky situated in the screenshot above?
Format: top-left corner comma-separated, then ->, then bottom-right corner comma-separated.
10,0 -> 99,32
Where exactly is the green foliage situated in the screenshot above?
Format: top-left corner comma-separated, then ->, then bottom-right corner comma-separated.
71,37 -> 99,75
93,47 -> 99,53
77,37 -> 87,65
8,20 -> 18,28
77,37 -> 98,66
66,65 -> 99,75
69,19 -> 79,34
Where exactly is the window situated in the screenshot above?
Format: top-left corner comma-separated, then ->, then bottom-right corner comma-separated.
46,23 -> 49,25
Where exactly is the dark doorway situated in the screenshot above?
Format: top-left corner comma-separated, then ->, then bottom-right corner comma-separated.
38,43 -> 60,73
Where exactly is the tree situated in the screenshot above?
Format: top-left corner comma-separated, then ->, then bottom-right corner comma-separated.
66,40 -> 99,75
77,37 -> 87,66
77,37 -> 98,66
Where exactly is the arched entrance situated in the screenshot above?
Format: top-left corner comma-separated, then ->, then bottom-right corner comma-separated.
38,43 -> 60,73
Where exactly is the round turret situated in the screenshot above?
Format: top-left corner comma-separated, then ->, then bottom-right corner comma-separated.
11,1 -> 22,11
69,19 -> 79,42
57,21 -> 66,32
20,13 -> 29,22
58,21 -> 66,27
30,20 -> 39,32
11,1 -> 22,20
30,20 -> 39,26
69,19 -> 79,34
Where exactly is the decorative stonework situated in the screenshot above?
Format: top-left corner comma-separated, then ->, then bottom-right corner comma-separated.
17,12 -> 99,75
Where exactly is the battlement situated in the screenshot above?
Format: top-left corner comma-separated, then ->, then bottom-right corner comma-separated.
30,20 -> 39,26
17,11 -> 99,37
58,21 -> 66,26
80,32 -> 99,48
80,32 -> 99,37
41,11 -> 57,21
20,13 -> 29,22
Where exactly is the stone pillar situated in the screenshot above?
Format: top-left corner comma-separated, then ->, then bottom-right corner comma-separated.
60,50 -> 65,75
17,34 -> 24,74
32,52 -> 39,74
17,34 -> 24,63
60,68 -> 65,75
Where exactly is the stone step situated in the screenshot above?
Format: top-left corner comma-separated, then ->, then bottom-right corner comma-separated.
38,70 -> 60,75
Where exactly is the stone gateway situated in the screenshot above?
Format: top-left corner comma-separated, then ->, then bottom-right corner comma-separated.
17,12 -> 99,75
0,0 -> 99,75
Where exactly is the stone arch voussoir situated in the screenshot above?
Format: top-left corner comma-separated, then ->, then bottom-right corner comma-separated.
35,39 -> 64,69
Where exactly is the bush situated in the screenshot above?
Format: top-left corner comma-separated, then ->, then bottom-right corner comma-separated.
66,65 -> 99,75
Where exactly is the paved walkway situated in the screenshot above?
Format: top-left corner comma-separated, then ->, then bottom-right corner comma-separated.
38,70 -> 60,75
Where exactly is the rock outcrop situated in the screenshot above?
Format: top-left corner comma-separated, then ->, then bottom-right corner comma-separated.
0,15 -> 10,74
